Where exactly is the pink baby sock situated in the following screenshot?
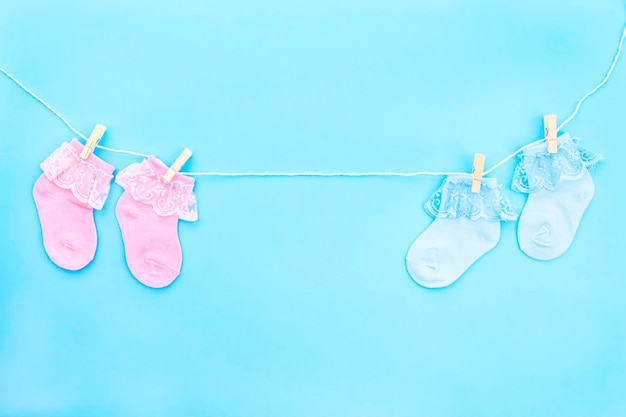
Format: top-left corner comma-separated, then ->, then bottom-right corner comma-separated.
115,156 -> 198,288
33,139 -> 115,270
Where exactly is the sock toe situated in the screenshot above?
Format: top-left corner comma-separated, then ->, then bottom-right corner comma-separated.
406,249 -> 448,288
45,232 -> 96,270
518,211 -> 571,261
127,248 -> 182,288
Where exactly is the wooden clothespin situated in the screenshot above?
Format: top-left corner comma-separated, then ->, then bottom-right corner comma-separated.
471,153 -> 485,193
163,148 -> 193,181
79,124 -> 107,160
544,114 -> 557,154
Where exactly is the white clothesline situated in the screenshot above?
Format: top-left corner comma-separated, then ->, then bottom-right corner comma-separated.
1,21 -> 624,178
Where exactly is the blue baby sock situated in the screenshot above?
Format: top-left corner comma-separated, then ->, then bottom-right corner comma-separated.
406,176 -> 518,288
512,133 -> 601,261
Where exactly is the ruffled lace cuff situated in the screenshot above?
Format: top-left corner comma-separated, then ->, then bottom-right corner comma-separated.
115,156 -> 198,222
424,175 -> 518,221
512,133 -> 601,193
40,139 -> 115,210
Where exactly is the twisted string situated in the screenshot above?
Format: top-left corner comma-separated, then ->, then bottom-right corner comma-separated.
2,20 -> 624,177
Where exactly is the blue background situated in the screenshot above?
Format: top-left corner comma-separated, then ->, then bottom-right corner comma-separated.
1,1 -> 625,416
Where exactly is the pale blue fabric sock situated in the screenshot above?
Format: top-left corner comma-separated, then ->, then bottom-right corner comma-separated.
512,133 -> 601,261
406,176 -> 518,288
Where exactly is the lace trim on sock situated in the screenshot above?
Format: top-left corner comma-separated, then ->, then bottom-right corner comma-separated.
40,142 -> 113,210
115,160 -> 198,222
512,136 -> 602,193
425,176 -> 518,222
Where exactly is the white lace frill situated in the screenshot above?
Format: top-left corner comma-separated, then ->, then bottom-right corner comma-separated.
115,159 -> 198,222
512,134 -> 602,193
424,176 -> 518,222
40,142 -> 113,210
